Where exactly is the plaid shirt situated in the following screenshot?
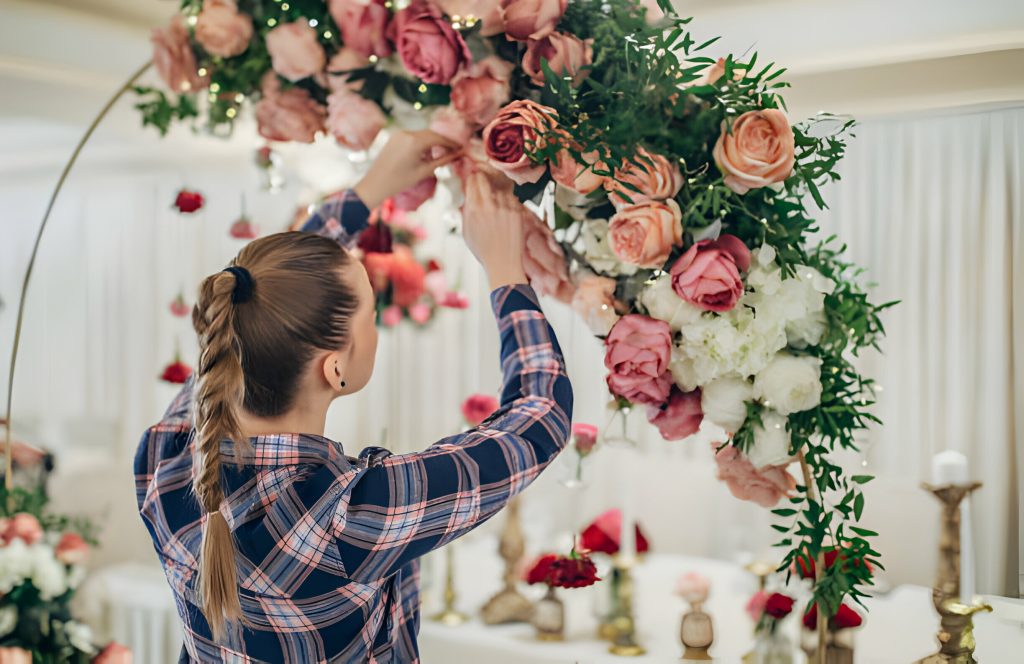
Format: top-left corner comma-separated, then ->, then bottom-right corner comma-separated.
135,191 -> 573,663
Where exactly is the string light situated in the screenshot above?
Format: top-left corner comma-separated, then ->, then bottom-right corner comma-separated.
308,18 -> 318,27
234,93 -> 245,103
267,18 -> 278,26
226,108 -> 238,119
210,83 -> 221,93
187,15 -> 198,26
368,55 -> 379,63
417,84 -> 428,93
281,2 -> 290,9
413,102 -> 423,110
197,67 -> 208,77
323,30 -> 333,39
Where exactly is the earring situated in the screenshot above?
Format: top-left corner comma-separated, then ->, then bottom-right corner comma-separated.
340,380 -> 346,389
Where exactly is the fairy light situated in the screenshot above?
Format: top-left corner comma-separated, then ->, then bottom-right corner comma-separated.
309,18 -> 319,27
413,102 -> 424,110
210,82 -> 221,93
369,55 -> 379,63
267,17 -> 278,26
208,92 -> 217,102
197,67 -> 208,77
323,30 -> 333,39
281,2 -> 290,9
417,84 -> 428,93
188,15 -> 198,26
234,93 -> 245,103
226,107 -> 238,119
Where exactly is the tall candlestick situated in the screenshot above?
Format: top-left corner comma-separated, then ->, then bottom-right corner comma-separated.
931,451 -> 975,601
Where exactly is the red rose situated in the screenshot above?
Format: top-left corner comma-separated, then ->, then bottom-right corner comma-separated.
524,553 -> 559,585
392,1 -> 472,85
55,532 -> 89,565
229,217 -> 259,240
795,547 -> 872,579
669,234 -> 751,312
764,592 -> 794,619
549,553 -> 600,588
579,508 -> 650,556
645,387 -> 703,441
160,360 -> 192,384
358,222 -> 394,254
462,393 -> 499,426
604,314 -> 673,406
803,603 -> 863,630
174,189 -> 204,214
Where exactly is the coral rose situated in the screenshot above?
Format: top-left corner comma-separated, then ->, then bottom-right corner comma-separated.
327,90 -> 386,151
151,17 -> 205,92
713,109 -> 795,194
522,33 -> 592,87
500,0 -> 567,41
520,208 -> 574,303
483,100 -> 558,185
389,247 -> 427,307
265,21 -> 326,82
393,176 -> 438,212
195,0 -> 253,58
55,532 -> 89,565
605,147 -> 683,209
3,513 -> 43,545
607,199 -> 683,269
712,443 -> 795,508
93,642 -> 133,664
604,314 -> 673,406
392,1 -> 473,85
256,87 -> 326,143
328,0 -> 393,58
450,57 -> 514,127
551,149 -> 605,195
669,234 -> 751,312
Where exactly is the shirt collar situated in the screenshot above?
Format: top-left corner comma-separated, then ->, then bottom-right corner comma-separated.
219,433 -> 351,470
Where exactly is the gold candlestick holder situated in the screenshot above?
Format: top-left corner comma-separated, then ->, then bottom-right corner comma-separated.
608,555 -> 646,657
431,545 -> 468,626
915,482 -> 993,664
481,497 -> 533,624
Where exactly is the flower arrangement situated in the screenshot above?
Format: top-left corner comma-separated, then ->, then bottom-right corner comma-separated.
141,0 -> 888,633
747,590 -> 795,634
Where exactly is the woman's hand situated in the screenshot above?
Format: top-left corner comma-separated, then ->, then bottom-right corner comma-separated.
353,130 -> 461,209
462,174 -> 528,290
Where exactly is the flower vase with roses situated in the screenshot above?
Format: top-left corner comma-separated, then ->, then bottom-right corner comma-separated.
523,549 -> 600,641
143,0 -> 889,638
745,591 -> 797,664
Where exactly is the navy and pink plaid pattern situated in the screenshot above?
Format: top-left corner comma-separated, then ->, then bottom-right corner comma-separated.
135,193 -> 572,663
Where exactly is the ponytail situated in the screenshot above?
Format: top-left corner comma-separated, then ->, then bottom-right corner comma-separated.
191,268 -> 248,641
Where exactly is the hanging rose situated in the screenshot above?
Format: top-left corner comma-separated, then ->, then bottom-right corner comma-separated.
169,293 -> 191,317
392,176 -> 438,212
160,358 -> 193,384
570,274 -> 620,337
607,200 -> 683,269
256,85 -> 326,144
462,393 -> 500,426
482,100 -> 559,185
521,207 -> 575,303
524,553 -> 559,585
450,57 -> 514,128
604,147 -> 683,209
669,234 -> 751,312
173,189 -> 204,214
712,109 -> 795,195
579,508 -> 650,556
712,443 -> 795,508
229,216 -> 259,239
499,0 -> 568,41
550,149 -> 606,195
392,1 -> 473,85
194,0 -> 254,58
326,90 -> 386,151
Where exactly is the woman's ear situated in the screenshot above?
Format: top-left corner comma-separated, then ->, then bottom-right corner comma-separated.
320,351 -> 348,391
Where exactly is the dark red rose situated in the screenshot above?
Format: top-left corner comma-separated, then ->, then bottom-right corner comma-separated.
174,189 -> 204,213
579,508 -> 650,556
795,547 -> 872,579
524,553 -> 558,585
160,360 -> 192,384
549,552 -> 600,589
358,222 -> 394,254
764,593 -> 795,619
803,602 -> 863,630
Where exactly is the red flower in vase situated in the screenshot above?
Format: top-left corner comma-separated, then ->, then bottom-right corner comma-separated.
230,217 -> 260,240
579,508 -> 650,556
462,393 -> 499,427
161,359 -> 193,384
764,592 -> 795,619
524,553 -> 559,585
169,293 -> 190,317
803,602 -> 863,630
358,221 -> 394,254
174,189 -> 204,213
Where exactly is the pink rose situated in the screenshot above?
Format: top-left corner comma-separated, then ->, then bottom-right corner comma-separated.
676,571 -> 711,603
605,147 -> 683,209
746,590 -> 769,622
483,100 -> 558,185
571,423 -> 598,455
256,87 -> 326,143
392,1 -> 473,85
713,443 -> 796,508
194,0 -> 253,58
381,305 -> 402,327
3,512 -> 43,545
551,149 -> 606,195
500,0 -> 567,41
229,217 -> 259,240
607,200 -> 683,269
329,0 -> 393,58
604,314 -> 673,406
669,234 -> 751,312
571,274 -> 620,336
646,387 -> 703,441
93,642 -> 133,664
450,57 -> 514,127
713,109 -> 795,194
436,0 -> 505,36
265,22 -> 326,82
326,90 -> 385,150
463,393 -> 500,426
409,302 -> 433,324
521,207 -> 574,303
326,48 -> 370,92
0,648 -> 31,664
393,176 -> 438,212
151,17 -> 205,92
522,32 -> 592,87
55,532 -> 90,565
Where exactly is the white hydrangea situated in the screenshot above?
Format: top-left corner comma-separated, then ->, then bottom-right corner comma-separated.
700,375 -> 754,433
579,219 -> 638,277
638,274 -> 703,331
753,352 -> 824,415
748,410 -> 792,468
0,539 -> 35,594
744,245 -> 834,349
31,546 -> 68,600
0,606 -> 16,639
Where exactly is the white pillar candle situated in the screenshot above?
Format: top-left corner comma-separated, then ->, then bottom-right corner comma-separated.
931,451 -> 975,601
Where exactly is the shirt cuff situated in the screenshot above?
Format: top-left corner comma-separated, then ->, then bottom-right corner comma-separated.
490,283 -> 541,320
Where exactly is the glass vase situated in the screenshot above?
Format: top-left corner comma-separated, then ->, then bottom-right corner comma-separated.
532,586 -> 565,642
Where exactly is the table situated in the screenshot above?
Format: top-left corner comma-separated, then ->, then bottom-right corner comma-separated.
418,538 -> 1023,664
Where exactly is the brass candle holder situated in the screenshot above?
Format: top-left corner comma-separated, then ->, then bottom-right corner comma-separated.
481,497 -> 533,624
607,555 -> 646,657
430,545 -> 468,626
915,482 -> 993,664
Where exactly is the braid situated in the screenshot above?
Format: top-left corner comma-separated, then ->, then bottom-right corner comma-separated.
191,269 -> 247,641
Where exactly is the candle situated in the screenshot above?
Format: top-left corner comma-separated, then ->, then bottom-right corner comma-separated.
931,451 -> 975,601
932,451 -> 968,485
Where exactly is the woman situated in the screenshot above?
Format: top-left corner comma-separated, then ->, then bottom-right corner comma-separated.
134,131 -> 573,663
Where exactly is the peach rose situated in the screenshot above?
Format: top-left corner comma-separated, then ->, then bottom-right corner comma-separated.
326,48 -> 370,92
256,86 -> 326,143
151,16 -> 205,92
571,274 -> 620,336
266,22 -> 326,82
93,643 -> 133,664
646,387 -> 703,441
604,314 -> 673,406
0,648 -> 31,664
607,199 -> 683,269
392,1 -> 473,85
713,109 -> 795,194
194,0 -> 253,58
688,57 -> 736,88
55,532 -> 89,565
605,147 -> 683,209
522,32 -> 592,87
483,100 -> 558,185
521,207 -> 574,302
328,0 -> 393,58
551,149 -> 606,195
3,513 -> 43,545
713,443 -> 796,508
500,0 -> 567,41
437,0 -> 504,35
326,90 -> 385,150
669,234 -> 751,312
450,57 -> 514,127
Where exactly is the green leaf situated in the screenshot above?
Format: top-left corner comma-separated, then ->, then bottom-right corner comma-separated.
854,493 -> 865,520
851,475 -> 874,484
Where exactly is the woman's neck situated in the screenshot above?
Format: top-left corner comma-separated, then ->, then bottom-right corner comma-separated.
238,401 -> 330,439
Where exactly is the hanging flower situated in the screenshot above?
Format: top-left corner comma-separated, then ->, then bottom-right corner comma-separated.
669,234 -> 751,312
173,189 -> 204,214
160,358 -> 193,384
571,423 -> 598,455
524,553 -> 559,585
229,217 -> 259,240
525,551 -> 600,588
1,513 -> 43,545
579,508 -> 650,555
646,387 -> 703,441
169,293 -> 190,317
462,393 -> 500,426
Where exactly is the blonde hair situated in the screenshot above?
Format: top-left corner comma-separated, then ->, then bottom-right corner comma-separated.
190,233 -> 359,640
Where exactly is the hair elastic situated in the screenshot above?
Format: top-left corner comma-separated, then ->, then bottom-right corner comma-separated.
223,266 -> 254,304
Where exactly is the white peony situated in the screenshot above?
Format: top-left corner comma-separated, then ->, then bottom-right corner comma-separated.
700,375 -> 754,433
64,620 -> 97,655
639,274 -> 703,331
579,219 -> 638,277
31,546 -> 68,600
0,606 -> 16,639
748,410 -> 792,468
753,352 -> 823,415
0,539 -> 34,594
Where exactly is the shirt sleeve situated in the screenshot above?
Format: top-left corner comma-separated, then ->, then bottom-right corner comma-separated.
332,284 -> 573,584
134,376 -> 195,510
299,189 -> 371,250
